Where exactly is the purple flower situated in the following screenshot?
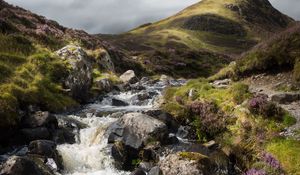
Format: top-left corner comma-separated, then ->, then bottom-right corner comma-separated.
244,168 -> 267,175
261,152 -> 282,169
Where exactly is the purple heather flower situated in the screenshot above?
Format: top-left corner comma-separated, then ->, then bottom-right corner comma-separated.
244,168 -> 267,175
262,152 -> 282,169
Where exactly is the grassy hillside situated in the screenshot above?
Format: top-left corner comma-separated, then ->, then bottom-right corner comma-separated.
101,0 -> 293,78
0,0 -> 143,131
211,22 -> 300,84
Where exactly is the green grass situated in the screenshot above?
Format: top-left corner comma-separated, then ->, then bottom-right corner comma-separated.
0,34 -> 34,56
293,60 -> 300,82
282,113 -> 297,127
266,139 -> 300,175
0,48 -> 78,129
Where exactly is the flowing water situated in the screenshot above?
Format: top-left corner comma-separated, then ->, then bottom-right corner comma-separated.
56,79 -> 185,175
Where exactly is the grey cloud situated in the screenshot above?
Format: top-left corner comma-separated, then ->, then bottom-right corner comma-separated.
5,0 -> 300,34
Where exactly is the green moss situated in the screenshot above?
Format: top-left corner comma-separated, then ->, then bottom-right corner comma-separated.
266,139 -> 300,174
179,152 -> 208,161
282,113 -> 297,127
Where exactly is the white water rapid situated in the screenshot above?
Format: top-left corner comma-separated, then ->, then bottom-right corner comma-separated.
56,79 -> 185,175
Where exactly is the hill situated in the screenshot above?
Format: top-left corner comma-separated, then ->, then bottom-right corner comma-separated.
211,22 -> 300,86
100,0 -> 294,78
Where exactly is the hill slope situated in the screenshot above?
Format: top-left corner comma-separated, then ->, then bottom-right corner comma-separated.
211,22 -> 300,86
100,0 -> 294,78
0,0 -> 143,134
121,0 -> 292,53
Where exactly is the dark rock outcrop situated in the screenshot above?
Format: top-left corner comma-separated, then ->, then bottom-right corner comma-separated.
28,140 -> 63,170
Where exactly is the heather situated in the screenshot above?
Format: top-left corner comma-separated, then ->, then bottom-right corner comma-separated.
162,78 -> 298,173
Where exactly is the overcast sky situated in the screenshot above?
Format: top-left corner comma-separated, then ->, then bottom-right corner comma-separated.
5,0 -> 300,34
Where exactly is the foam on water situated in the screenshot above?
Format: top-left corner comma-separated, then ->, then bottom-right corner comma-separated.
57,115 -> 128,175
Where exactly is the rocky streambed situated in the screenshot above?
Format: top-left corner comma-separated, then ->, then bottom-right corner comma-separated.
0,75 -> 237,175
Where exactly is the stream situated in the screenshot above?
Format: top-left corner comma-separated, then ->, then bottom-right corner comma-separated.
55,78 -> 185,175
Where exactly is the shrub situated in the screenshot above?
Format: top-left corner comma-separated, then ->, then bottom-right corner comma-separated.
293,60 -> 300,82
248,95 -> 283,119
0,34 -> 34,56
188,101 -> 227,141
231,83 -> 251,104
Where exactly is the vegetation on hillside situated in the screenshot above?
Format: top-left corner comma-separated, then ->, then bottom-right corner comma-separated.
0,33 -> 78,129
162,78 -> 299,174
211,22 -> 300,84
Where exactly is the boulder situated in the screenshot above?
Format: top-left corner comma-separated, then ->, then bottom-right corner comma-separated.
111,141 -> 139,170
109,113 -> 168,170
112,113 -> 168,149
148,166 -> 162,175
159,152 -> 214,175
138,162 -> 155,172
271,93 -> 300,104
28,140 -> 63,170
144,110 -> 179,133
130,168 -> 146,175
112,98 -> 129,106
22,111 -> 58,130
160,75 -> 173,85
211,79 -> 232,89
94,78 -> 112,92
52,128 -> 76,144
21,127 -> 50,142
0,156 -> 54,175
120,70 -> 138,84
56,45 -> 92,101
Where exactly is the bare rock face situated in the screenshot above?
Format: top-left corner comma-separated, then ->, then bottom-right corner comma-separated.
56,45 -> 92,102
120,70 -> 138,84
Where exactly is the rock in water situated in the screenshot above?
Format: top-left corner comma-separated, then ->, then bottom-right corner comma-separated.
120,70 -> 138,84
56,45 -> 92,102
0,156 -> 54,175
28,140 -> 63,170
112,98 -> 129,106
109,113 -> 168,170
